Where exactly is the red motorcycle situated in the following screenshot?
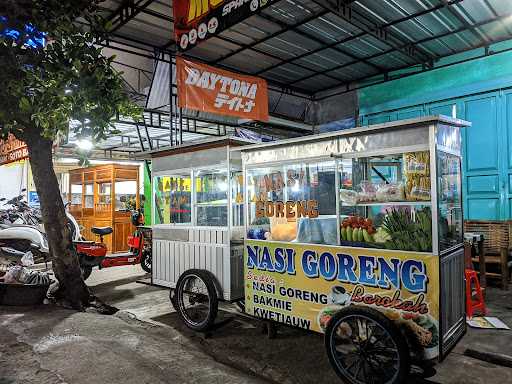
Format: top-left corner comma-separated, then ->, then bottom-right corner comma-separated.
73,211 -> 152,280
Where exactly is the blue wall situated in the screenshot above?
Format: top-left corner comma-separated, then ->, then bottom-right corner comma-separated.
358,47 -> 512,220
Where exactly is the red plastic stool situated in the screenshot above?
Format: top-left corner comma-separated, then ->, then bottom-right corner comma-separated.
465,269 -> 487,319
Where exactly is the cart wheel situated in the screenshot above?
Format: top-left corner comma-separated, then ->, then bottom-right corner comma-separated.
81,266 -> 92,281
140,251 -> 152,273
175,269 -> 218,332
169,289 -> 178,311
325,306 -> 410,384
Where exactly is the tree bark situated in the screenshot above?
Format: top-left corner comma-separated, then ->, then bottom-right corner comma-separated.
23,133 -> 89,309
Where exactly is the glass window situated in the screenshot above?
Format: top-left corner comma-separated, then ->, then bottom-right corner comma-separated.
154,174 -> 192,224
231,170 -> 244,227
338,151 -> 432,252
437,151 -> 463,251
98,182 -> 111,205
84,183 -> 94,209
246,161 -> 336,245
70,184 -> 82,205
115,180 -> 137,211
195,169 -> 228,227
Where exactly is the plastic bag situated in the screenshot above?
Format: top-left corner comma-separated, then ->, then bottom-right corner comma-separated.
339,189 -> 358,205
376,183 -> 405,202
4,265 -> 23,284
357,181 -> 377,203
21,251 -> 34,266
3,265 -> 50,285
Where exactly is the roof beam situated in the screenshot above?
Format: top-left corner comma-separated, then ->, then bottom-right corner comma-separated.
440,0 -> 490,45
309,0 -> 435,62
252,0 -> 463,78
108,0 -> 155,33
211,9 -> 330,64
316,10 -> 512,96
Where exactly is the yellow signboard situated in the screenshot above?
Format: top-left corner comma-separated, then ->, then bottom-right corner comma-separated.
244,240 -> 440,358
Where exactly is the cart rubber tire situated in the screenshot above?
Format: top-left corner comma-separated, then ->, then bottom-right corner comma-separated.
175,269 -> 218,332
325,306 -> 410,384
140,251 -> 152,273
81,266 -> 92,281
169,289 -> 178,312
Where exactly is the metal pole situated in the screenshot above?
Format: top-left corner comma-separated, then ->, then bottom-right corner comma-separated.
169,53 -> 174,146
179,107 -> 183,145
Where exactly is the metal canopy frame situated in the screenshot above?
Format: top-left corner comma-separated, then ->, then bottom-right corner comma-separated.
100,0 -> 512,97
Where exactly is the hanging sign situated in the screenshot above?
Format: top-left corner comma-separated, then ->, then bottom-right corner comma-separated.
0,134 -> 29,165
174,0 -> 275,51
177,57 -> 269,121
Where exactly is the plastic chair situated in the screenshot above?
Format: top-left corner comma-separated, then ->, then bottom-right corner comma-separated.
465,269 -> 487,319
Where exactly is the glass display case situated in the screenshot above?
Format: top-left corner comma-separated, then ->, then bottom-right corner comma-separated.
337,151 -> 433,252
154,173 -> 192,224
149,137 -> 251,301
70,184 -> 82,206
84,183 -> 94,209
242,118 -> 467,256
68,164 -> 140,253
246,160 -> 337,245
115,180 -> 138,211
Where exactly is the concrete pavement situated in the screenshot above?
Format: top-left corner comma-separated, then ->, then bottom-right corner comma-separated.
2,265 -> 512,384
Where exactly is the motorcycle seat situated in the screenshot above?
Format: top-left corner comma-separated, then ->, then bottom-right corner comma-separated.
91,227 -> 113,236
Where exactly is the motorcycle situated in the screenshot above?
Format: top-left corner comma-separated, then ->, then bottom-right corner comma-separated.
0,191 -> 48,265
0,196 -> 152,280
70,208 -> 152,280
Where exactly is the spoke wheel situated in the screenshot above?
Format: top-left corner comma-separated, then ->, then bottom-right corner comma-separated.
175,269 -> 218,332
325,306 -> 410,384
140,251 -> 152,273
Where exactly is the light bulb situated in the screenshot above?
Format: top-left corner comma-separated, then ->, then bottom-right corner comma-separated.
76,139 -> 93,151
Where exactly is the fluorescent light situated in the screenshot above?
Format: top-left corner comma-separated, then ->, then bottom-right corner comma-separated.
76,139 -> 93,151
218,180 -> 228,192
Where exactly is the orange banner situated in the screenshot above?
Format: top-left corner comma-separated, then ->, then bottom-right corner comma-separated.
177,57 -> 269,122
0,134 -> 28,165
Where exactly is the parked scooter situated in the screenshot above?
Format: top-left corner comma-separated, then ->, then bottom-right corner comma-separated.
0,223 -> 49,265
0,197 -> 152,280
67,207 -> 152,280
0,190 -> 42,227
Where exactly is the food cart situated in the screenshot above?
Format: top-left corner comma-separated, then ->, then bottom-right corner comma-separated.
148,137 -> 251,303
165,116 -> 470,384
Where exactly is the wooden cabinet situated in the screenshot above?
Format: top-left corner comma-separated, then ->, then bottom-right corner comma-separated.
68,164 -> 139,253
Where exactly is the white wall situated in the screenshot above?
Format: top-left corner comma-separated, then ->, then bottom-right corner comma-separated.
0,161 -> 28,207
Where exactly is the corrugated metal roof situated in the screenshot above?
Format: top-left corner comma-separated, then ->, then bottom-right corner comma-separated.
99,1 -> 512,95
93,0 -> 512,155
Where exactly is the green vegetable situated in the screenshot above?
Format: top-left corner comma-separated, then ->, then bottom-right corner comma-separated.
381,207 -> 432,252
362,229 -> 371,242
358,228 -> 364,242
374,227 -> 391,243
341,227 -> 347,241
347,226 -> 353,242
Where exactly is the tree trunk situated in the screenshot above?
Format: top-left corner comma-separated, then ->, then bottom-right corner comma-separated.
23,133 -> 89,309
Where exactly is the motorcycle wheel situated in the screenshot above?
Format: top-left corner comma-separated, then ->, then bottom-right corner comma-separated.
81,266 -> 92,281
140,251 -> 152,273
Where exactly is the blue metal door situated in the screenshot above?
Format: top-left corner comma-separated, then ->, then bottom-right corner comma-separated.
462,93 -> 503,220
